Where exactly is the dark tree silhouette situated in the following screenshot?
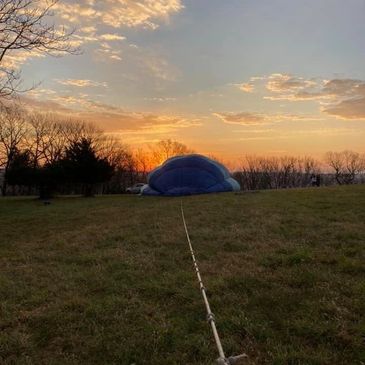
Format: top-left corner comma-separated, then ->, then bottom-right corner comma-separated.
5,147 -> 34,188
60,138 -> 114,197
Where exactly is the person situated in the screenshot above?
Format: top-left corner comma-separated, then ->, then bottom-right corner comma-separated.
310,174 -> 317,187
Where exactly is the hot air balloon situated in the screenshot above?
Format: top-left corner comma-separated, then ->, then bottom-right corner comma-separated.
141,154 -> 240,196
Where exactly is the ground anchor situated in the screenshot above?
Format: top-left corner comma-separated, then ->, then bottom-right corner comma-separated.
215,354 -> 248,364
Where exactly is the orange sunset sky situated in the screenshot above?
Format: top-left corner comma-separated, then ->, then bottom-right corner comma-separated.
10,0 -> 365,162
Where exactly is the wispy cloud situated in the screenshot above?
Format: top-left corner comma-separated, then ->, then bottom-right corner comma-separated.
238,127 -> 358,141
55,79 -> 108,88
214,111 -> 321,125
117,45 -> 181,82
231,82 -> 254,93
144,97 -> 177,102
99,34 -> 126,41
141,53 -> 180,81
21,92 -> 201,136
230,76 -> 266,93
214,112 -> 266,125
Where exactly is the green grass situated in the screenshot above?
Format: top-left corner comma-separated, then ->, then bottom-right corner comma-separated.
0,186 -> 364,365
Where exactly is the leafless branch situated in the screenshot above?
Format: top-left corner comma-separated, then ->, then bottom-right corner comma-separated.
0,0 -> 80,99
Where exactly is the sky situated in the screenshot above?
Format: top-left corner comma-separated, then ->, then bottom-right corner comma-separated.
12,0 -> 365,162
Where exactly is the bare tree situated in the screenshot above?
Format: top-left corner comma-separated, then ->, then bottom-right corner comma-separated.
24,113 -> 103,169
236,155 -> 322,191
96,138 -> 139,193
344,151 -> 365,182
0,104 -> 28,194
96,136 -> 130,169
325,150 -> 365,184
26,112 -> 52,167
150,139 -> 193,167
325,151 -> 343,184
0,0 -> 79,99
40,117 -> 68,164
63,120 -> 102,146
26,114 -> 85,166
240,155 -> 261,190
134,148 -> 152,179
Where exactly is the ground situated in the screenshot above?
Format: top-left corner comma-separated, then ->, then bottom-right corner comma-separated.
0,186 -> 364,365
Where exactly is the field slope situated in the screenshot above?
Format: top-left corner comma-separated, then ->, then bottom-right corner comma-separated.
0,186 -> 364,364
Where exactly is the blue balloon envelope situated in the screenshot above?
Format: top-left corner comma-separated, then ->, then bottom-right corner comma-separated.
141,154 -> 240,196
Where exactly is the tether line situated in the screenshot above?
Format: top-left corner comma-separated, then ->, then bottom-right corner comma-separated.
180,201 -> 247,365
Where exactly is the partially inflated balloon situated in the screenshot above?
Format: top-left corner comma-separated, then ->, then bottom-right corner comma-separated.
141,154 -> 240,196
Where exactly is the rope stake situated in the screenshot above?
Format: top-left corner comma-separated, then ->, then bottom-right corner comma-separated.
180,201 -> 247,365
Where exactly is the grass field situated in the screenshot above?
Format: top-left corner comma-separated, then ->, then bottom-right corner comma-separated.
0,186 -> 364,365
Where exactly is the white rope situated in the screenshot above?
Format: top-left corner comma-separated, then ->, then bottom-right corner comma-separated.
181,200 -> 249,365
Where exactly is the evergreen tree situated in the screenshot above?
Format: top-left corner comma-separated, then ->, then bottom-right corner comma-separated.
60,138 -> 114,196
6,148 -> 35,188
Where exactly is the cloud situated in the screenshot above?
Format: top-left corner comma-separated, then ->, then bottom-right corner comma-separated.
304,78 -> 365,119
1,50 -> 46,70
100,0 -> 183,29
249,73 -> 365,120
53,1 -> 100,23
141,53 -> 180,81
99,34 -> 126,41
144,97 -> 177,102
323,97 -> 365,119
115,45 -> 180,82
232,82 -> 254,93
238,127 -> 358,141
214,112 -> 320,125
55,79 -> 108,87
20,93 -> 201,135
2,1 -> 182,78
5,0 -> 180,66
230,76 -> 266,93
233,74 -> 321,98
53,0 -> 183,30
266,73 -> 317,93
94,42 -> 123,62
93,39 -> 179,74
322,78 -> 365,97
265,77 -> 365,102
214,112 -> 266,125
79,26 -> 97,34
1,15 -> 127,68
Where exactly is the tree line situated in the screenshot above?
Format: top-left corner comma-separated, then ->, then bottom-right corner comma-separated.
0,104 -> 195,197
1,103 -> 365,198
233,152 -> 365,191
